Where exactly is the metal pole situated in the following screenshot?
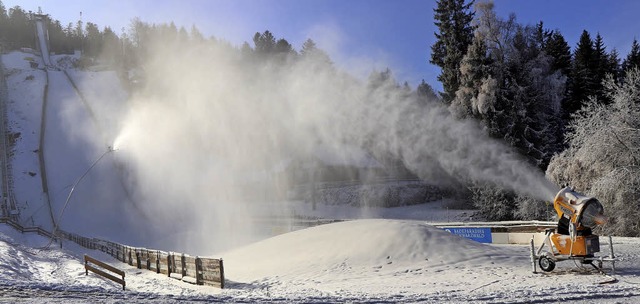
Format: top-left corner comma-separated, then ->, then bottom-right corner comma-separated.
608,235 -> 615,275
530,237 -> 537,273
50,147 -> 116,239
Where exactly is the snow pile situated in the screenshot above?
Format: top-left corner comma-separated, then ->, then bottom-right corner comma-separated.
223,220 -> 519,294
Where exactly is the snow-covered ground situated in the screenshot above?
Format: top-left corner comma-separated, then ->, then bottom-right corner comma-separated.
2,219 -> 640,303
2,50 -> 640,302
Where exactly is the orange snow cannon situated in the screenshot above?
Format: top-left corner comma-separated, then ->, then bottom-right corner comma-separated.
529,187 -> 617,274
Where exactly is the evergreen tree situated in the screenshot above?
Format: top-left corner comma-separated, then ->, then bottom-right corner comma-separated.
7,6 -> 34,49
430,0 -> 475,103
0,1 -> 7,45
592,33 -> 609,101
275,38 -> 294,54
48,19 -> 73,54
608,48 -> 622,83
190,24 -> 204,43
622,38 -> 640,76
177,26 -> 189,46
240,41 -> 253,57
544,30 -> 571,74
300,38 -> 317,56
101,26 -> 121,63
75,19 -> 84,51
64,22 -> 80,51
300,38 -> 332,67
567,30 -> 596,119
253,30 -> 276,54
84,22 -> 102,58
416,79 -> 439,104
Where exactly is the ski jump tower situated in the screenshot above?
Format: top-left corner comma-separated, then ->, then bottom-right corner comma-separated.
34,14 -> 52,67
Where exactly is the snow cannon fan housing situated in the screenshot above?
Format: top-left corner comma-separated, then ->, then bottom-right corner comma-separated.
551,187 -> 607,256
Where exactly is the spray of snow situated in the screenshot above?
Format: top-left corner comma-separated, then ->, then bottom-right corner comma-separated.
69,28 -> 558,253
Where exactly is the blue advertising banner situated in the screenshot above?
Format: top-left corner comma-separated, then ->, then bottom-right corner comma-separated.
443,227 -> 493,243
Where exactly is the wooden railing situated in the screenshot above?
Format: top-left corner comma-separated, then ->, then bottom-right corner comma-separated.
0,217 -> 53,238
84,254 -> 125,290
0,217 -> 225,288
61,232 -> 226,288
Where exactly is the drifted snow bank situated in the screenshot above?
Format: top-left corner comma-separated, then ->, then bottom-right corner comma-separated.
224,219 -> 512,280
221,219 -> 640,302
221,219 -> 527,300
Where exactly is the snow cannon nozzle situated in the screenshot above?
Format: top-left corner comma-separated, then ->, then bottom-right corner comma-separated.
552,186 -> 606,229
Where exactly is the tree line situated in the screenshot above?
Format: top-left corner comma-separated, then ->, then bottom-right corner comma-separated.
431,0 -> 640,235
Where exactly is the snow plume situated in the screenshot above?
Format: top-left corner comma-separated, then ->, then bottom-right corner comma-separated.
108,34 -> 556,254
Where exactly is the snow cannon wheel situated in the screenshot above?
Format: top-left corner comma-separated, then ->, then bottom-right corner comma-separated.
538,256 -> 556,272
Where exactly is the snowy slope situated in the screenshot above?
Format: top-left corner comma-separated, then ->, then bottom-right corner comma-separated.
43,70 -> 134,242
2,219 -> 640,303
3,52 -> 49,228
2,51 -> 146,244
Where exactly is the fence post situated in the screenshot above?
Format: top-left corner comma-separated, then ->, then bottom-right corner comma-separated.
136,249 -> 141,269
167,253 -> 172,277
156,251 -> 160,274
146,250 -> 151,270
219,259 -> 225,289
195,256 -> 202,285
181,254 -> 186,277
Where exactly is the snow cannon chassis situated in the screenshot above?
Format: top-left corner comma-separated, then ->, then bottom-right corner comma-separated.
529,229 -> 617,274
528,187 -> 618,274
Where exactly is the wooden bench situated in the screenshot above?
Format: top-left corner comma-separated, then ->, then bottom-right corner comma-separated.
84,255 -> 126,290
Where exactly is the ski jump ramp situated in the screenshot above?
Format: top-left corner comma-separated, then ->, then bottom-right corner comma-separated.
35,15 -> 51,67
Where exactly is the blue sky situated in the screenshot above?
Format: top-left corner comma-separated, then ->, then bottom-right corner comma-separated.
4,0 -> 640,91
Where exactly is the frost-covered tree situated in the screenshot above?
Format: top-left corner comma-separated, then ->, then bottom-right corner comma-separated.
453,2 -> 564,170
470,183 -> 516,221
547,68 -> 640,236
450,31 -> 493,120
453,3 -> 565,220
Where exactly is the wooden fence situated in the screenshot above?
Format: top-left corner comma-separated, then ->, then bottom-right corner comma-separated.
0,217 -> 53,238
0,217 -> 225,288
